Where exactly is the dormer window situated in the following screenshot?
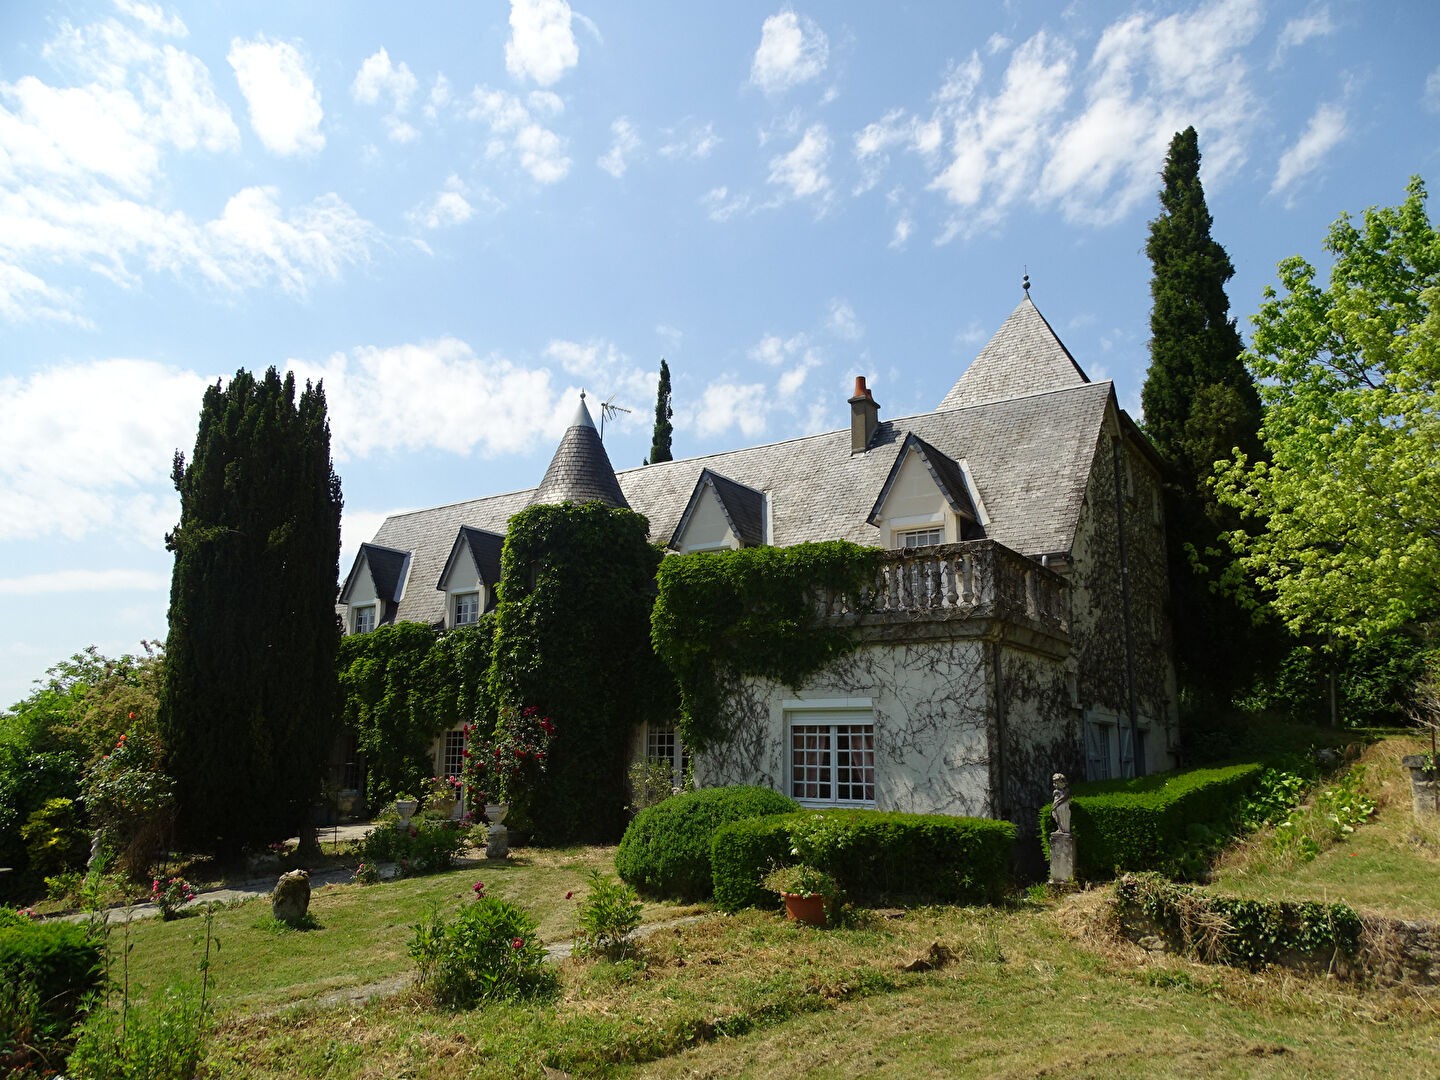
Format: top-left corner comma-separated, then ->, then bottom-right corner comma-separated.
353,604 -> 376,634
897,527 -> 942,549
454,592 -> 480,626
669,469 -> 767,553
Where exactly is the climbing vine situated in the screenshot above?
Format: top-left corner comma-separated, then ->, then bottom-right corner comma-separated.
337,618 -> 496,804
488,502 -> 675,843
651,541 -> 881,750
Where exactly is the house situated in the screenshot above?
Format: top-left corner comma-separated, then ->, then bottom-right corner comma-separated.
338,293 -> 1178,838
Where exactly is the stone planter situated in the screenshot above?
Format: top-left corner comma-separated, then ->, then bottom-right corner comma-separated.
485,802 -> 510,859
394,799 -> 419,831
781,892 -> 828,927
1401,756 -> 1440,817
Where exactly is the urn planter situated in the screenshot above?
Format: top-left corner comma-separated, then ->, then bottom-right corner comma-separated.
781,891 -> 828,927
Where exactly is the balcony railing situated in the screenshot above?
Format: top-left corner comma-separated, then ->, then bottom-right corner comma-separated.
818,540 -> 1069,633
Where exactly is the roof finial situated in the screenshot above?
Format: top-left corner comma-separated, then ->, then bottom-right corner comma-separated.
580,388 -> 586,402
1022,266 -> 1030,295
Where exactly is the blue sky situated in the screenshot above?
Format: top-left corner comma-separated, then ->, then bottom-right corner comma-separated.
2,0 -> 1438,707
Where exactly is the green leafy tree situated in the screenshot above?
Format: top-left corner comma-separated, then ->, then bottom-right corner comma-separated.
159,368 -> 343,856
1215,177 -> 1440,641
645,358 -> 673,465
1140,127 -> 1270,711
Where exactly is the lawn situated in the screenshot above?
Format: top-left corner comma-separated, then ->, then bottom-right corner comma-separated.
94,745 -> 1440,1078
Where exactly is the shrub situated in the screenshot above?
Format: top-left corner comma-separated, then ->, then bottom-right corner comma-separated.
1040,763 -> 1264,880
712,810 -> 1017,912
410,897 -> 557,1009
1115,873 -> 1362,970
66,983 -> 210,1080
0,915 -> 103,1072
572,870 -> 643,960
150,876 -> 197,920
21,797 -> 90,881
615,785 -> 799,901
358,817 -> 472,875
82,731 -> 175,880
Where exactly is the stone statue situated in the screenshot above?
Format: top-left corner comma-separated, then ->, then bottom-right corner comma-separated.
1050,773 -> 1072,834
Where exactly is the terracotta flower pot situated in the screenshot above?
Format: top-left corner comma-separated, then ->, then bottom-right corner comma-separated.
782,891 -> 828,927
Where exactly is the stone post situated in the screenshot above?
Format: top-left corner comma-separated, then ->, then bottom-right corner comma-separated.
1401,756 -> 1440,818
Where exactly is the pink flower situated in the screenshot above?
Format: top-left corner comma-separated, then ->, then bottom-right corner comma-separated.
511,937 -> 524,949
473,881 -> 485,895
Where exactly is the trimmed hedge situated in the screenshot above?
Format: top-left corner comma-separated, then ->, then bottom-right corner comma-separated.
0,915 -> 103,1063
615,785 -> 799,901
711,809 -> 1017,912
1040,763 -> 1264,879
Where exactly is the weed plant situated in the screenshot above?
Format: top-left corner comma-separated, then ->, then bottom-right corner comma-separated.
572,869 -> 643,960
409,894 -> 557,1009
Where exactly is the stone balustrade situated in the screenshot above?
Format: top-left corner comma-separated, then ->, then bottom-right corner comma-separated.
818,539 -> 1069,633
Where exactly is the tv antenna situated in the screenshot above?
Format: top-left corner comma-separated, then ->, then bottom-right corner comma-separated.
598,394 -> 631,441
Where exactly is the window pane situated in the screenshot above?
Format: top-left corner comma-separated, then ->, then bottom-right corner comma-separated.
441,729 -> 466,778
455,593 -> 479,626
791,721 -> 873,804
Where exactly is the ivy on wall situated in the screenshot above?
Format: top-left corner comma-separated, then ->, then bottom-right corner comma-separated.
651,541 -> 881,750
337,618 -> 495,804
488,502 -> 675,843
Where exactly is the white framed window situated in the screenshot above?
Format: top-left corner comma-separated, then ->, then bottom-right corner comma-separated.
453,591 -> 480,627
896,526 -> 942,549
439,728 -> 466,780
646,724 -> 686,784
353,604 -> 376,634
789,712 -> 875,805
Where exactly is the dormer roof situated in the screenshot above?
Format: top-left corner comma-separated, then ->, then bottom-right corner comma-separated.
669,469 -> 767,550
866,433 -> 983,527
938,295 -> 1089,411
530,395 -> 630,509
338,542 -> 412,605
435,525 -> 505,591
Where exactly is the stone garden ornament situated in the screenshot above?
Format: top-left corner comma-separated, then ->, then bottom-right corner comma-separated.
1049,772 -> 1075,884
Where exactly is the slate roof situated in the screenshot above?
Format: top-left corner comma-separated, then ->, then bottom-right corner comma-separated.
669,469 -> 768,549
367,378 -> 1115,628
530,397 -> 630,510
938,296 -> 1089,411
338,542 -> 411,609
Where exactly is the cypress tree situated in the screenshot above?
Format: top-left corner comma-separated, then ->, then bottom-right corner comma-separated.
159,368 -> 343,856
1140,128 -> 1270,714
646,359 -> 673,465
1142,126 -> 1262,493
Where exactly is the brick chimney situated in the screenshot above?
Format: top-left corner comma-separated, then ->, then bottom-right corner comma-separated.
848,375 -> 880,454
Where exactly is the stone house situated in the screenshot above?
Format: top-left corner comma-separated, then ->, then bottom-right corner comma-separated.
337,295 -> 1178,837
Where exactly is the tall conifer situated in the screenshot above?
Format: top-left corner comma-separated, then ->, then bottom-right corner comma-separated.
646,359 -> 673,465
1141,128 -> 1269,714
159,368 -> 343,855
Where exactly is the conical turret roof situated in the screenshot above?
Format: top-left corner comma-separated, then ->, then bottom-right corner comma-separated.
937,295 -> 1090,411
530,395 -> 630,509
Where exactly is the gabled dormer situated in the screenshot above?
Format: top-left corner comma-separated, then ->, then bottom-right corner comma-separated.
338,542 -> 413,633
867,433 -> 988,548
436,526 -> 504,628
669,469 -> 768,553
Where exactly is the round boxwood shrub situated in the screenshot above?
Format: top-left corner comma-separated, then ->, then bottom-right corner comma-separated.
1,913 -> 103,1070
615,785 -> 799,900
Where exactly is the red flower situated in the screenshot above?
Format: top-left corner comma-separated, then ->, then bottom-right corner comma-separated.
565,890 -> 573,900
462,749 -> 471,757
127,711 -> 136,720
473,881 -> 485,895
511,937 -> 524,949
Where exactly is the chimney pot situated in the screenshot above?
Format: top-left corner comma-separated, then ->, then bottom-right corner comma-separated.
853,375 -> 868,398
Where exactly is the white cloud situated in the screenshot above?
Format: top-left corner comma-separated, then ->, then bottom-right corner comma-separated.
113,0 -> 187,38
466,86 -> 570,183
407,175 -> 490,229
1270,102 -> 1347,197
658,121 -> 719,160
598,116 -> 642,178
692,381 -> 771,438
228,36 -> 324,156
1274,6 -> 1335,65
889,213 -> 912,249
424,74 -> 452,119
352,47 -> 419,144
0,15 -> 368,323
701,185 -> 749,222
750,11 -> 829,94
849,0 -> 1265,241
340,506 -> 413,575
768,123 -> 831,201
749,332 -> 807,366
826,299 -> 862,340
1424,67 -> 1440,114
0,358 -> 210,543
506,0 -> 580,87
0,569 -> 170,595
